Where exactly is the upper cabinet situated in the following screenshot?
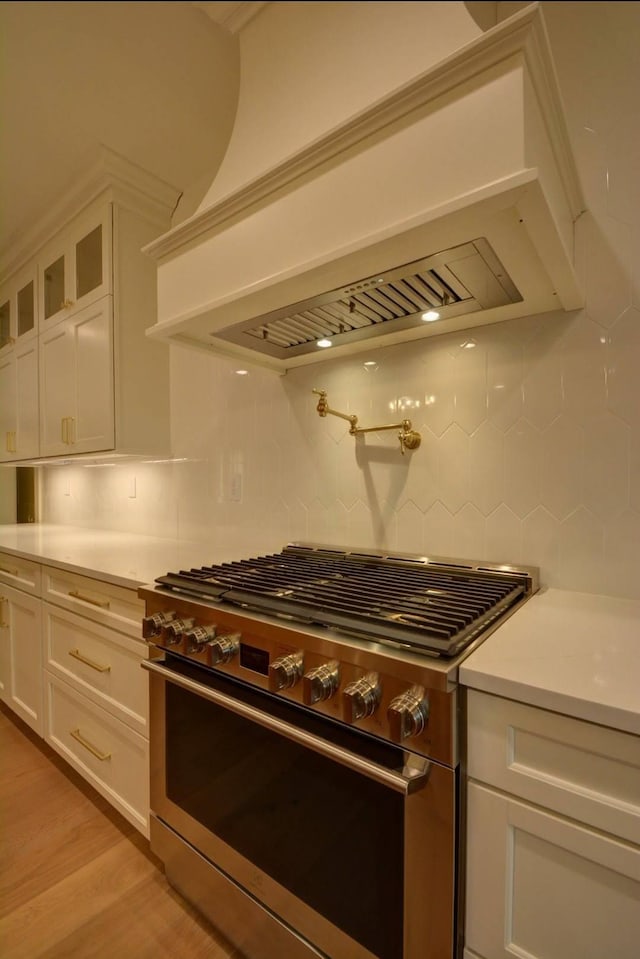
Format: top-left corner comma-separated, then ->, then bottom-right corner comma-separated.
39,204 -> 112,329
0,263 -> 39,461
0,149 -> 180,463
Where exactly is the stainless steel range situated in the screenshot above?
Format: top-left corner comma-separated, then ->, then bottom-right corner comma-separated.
139,542 -> 538,959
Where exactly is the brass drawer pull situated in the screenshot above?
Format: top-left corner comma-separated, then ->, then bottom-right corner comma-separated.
0,565 -> 19,576
70,728 -> 111,761
68,589 -> 110,609
68,648 -> 111,673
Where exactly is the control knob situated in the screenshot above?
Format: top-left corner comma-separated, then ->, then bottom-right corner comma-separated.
182,624 -> 217,653
269,652 -> 304,691
303,662 -> 340,705
387,686 -> 429,741
142,610 -> 177,639
160,617 -> 195,646
208,633 -> 241,665
342,672 -> 381,722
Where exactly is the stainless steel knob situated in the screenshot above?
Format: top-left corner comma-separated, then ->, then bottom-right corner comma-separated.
160,617 -> 195,646
387,686 -> 429,741
142,610 -> 177,639
183,624 -> 217,653
342,672 -> 381,722
208,633 -> 240,665
269,652 -> 304,691
302,662 -> 340,704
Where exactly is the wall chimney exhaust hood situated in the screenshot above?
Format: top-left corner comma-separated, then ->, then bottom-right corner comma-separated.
144,4 -> 584,374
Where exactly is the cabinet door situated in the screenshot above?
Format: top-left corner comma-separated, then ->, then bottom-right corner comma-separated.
0,582 -> 43,735
0,351 -> 16,460
39,297 -> 115,456
465,781 -> 640,959
39,204 -> 112,329
15,338 -> 39,459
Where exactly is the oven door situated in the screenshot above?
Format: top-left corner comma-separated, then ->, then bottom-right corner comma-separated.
144,656 -> 457,959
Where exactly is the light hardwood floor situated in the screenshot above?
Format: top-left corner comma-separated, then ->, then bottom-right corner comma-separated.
0,703 -> 239,959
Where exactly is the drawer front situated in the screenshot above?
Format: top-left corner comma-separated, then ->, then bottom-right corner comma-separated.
43,566 -> 144,638
465,781 -> 640,959
467,689 -> 640,845
44,672 -> 149,836
43,602 -> 148,734
0,551 -> 41,595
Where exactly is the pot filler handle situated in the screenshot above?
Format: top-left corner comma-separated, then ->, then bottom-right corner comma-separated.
143,659 -> 429,795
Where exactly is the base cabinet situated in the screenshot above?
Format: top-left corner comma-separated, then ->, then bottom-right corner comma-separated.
0,555 -> 43,734
0,582 -> 43,735
0,549 -> 150,837
464,689 -> 640,959
41,566 -> 149,836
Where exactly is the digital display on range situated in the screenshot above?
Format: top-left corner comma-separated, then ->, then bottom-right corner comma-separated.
239,643 -> 269,676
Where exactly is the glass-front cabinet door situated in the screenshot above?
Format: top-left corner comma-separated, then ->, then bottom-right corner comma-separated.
39,202 -> 112,328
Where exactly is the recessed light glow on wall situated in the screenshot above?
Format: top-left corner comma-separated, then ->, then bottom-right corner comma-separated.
235,369 -> 249,375
422,310 -> 440,322
316,338 -> 332,348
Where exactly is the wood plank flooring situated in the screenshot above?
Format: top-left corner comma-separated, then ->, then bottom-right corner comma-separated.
0,703 -> 239,959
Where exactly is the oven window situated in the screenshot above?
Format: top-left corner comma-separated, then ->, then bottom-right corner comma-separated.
166,681 -> 404,959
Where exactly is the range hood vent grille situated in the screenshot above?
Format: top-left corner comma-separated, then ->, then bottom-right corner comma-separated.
216,238 -> 522,360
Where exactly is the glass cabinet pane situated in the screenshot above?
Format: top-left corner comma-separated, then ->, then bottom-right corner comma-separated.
0,300 -> 10,348
17,281 -> 35,336
44,255 -> 65,319
75,225 -> 102,299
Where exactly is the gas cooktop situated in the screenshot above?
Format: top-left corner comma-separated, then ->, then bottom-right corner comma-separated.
153,542 -> 539,658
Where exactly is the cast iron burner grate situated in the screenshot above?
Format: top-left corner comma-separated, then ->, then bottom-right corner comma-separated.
154,544 -> 536,657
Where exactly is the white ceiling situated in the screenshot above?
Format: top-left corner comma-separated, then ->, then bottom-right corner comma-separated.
0,1 -> 262,274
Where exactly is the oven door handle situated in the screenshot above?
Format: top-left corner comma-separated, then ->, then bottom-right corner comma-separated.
143,659 -> 429,795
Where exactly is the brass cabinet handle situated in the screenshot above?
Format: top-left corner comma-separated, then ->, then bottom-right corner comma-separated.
61,417 -> 68,444
5,431 -> 16,453
67,416 -> 75,445
70,728 -> 111,761
68,589 -> 110,609
68,648 -> 111,673
0,564 -> 19,576
0,596 -> 8,629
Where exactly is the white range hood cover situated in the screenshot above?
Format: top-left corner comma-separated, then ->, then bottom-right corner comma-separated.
144,3 -> 584,373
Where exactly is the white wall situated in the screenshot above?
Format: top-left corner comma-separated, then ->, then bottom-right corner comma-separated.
41,2 -> 640,601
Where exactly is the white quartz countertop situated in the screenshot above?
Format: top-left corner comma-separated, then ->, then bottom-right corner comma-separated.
0,523 -> 221,590
460,587 -> 640,736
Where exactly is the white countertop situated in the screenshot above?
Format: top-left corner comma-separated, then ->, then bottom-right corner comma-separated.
460,587 -> 640,736
0,523 -> 218,590
2,525 -> 639,736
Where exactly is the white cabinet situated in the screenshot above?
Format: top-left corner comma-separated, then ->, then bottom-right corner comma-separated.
0,149 -> 179,462
39,202 -> 111,329
0,264 -> 39,461
0,553 -> 43,734
41,565 -> 150,835
464,689 -> 640,959
39,297 -> 114,456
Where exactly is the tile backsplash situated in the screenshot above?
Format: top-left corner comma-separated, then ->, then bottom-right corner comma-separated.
41,9 -> 640,601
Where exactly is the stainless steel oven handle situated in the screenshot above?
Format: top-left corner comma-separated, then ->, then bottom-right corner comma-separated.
143,659 -> 429,795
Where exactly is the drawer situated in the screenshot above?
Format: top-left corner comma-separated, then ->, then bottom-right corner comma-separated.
43,602 -> 148,735
44,672 -> 149,836
43,566 -> 144,638
467,689 -> 640,845
0,551 -> 41,596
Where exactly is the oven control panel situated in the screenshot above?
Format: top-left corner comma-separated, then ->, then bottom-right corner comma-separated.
141,593 -> 455,764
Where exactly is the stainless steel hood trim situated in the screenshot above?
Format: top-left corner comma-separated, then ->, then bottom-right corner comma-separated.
144,4 -> 583,262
